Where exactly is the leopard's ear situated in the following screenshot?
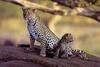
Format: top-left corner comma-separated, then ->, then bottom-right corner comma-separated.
32,9 -> 37,13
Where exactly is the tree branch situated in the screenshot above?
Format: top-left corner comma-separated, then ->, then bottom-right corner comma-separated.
0,0 -> 100,22
51,0 -> 100,22
0,0 -> 65,15
76,8 -> 100,22
51,0 -> 99,8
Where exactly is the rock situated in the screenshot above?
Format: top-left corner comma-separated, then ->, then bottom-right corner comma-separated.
0,60 -> 43,67
0,46 -> 100,67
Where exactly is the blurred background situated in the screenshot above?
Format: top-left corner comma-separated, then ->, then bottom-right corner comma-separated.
0,0 -> 100,57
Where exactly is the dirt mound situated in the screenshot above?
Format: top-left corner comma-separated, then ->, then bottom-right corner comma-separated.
0,45 -> 99,67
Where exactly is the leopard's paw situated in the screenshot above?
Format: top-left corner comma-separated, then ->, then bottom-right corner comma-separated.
40,53 -> 46,57
61,52 -> 73,59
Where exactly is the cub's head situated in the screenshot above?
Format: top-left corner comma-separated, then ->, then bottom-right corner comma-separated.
61,33 -> 74,44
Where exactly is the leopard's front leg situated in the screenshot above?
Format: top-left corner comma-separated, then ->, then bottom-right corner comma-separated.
61,46 -> 73,59
72,49 -> 87,60
30,34 -> 35,49
40,43 -> 46,57
61,49 -> 87,60
26,34 -> 35,52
